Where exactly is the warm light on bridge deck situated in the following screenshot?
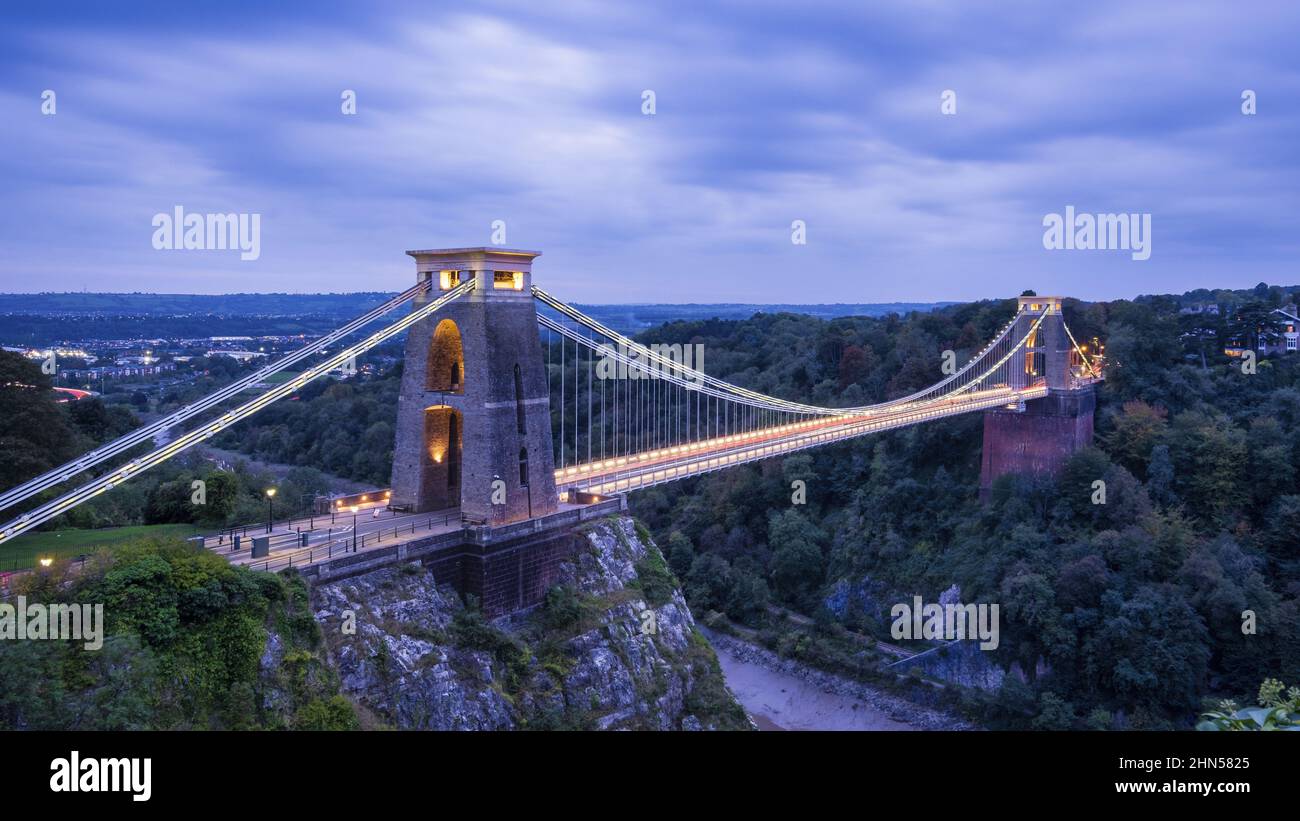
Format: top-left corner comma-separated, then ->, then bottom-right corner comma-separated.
558,385 -> 1043,495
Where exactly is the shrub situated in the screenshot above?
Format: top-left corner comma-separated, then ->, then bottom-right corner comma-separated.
294,696 -> 359,730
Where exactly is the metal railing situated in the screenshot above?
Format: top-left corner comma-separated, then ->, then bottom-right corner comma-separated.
244,510 -> 462,572
206,506 -> 407,549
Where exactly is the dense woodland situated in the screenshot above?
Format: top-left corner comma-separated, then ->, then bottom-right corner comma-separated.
0,539 -> 355,730
625,284 -> 1300,729
3,282 -> 1298,729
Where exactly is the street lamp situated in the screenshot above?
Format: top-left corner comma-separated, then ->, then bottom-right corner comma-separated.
265,488 -> 277,534
350,505 -> 359,551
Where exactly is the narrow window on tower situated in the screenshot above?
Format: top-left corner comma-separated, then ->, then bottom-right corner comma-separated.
519,447 -> 529,487
451,359 -> 461,389
447,414 -> 460,489
513,363 -> 526,435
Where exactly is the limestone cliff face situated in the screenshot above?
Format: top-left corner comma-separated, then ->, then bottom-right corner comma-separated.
311,517 -> 750,730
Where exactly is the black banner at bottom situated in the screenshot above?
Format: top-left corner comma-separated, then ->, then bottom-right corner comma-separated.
1,729 -> 1283,809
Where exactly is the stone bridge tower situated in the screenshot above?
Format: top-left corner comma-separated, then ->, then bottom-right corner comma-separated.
979,295 -> 1096,500
390,247 -> 559,525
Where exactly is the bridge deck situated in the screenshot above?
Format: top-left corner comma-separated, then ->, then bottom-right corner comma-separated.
204,385 -> 1053,573
207,501 -> 611,574
558,384 -> 1049,496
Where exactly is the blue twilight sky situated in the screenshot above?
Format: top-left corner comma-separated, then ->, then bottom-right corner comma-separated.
0,0 -> 1297,304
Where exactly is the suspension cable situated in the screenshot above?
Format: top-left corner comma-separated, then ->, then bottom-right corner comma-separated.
0,280 -> 431,513
0,280 -> 473,546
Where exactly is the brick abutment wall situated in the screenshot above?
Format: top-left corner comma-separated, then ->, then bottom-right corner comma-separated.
979,388 -> 1096,501
300,498 -> 623,616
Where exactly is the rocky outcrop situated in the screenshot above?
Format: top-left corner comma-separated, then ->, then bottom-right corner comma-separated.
826,578 -> 1008,692
311,517 -> 750,730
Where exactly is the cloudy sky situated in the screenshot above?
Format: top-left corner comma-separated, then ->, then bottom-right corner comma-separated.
1,0 -> 1297,303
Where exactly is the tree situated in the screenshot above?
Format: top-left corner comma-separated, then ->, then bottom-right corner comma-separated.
146,475 -> 196,524
1081,586 -> 1210,719
1263,496 -> 1300,561
837,344 -> 875,390
293,695 -> 359,730
1033,691 -> 1077,730
1056,554 -> 1110,611
685,553 -> 734,612
0,350 -> 79,490
67,398 -> 137,443
767,510 -> 826,609
1165,410 -> 1247,525
1146,444 -> 1175,506
200,471 -> 240,524
666,531 -> 695,578
1104,400 -> 1168,478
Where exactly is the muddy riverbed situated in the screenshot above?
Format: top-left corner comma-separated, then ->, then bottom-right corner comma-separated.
706,630 -> 974,731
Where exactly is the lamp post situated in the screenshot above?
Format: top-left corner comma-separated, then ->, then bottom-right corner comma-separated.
350,505 -> 359,551
265,488 -> 277,534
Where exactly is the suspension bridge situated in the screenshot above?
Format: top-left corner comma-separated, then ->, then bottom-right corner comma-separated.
0,247 -> 1102,613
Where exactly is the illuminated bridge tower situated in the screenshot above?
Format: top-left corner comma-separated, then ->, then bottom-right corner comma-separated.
390,247 -> 559,525
978,295 -> 1096,500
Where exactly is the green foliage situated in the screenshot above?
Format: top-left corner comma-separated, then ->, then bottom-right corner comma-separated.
451,603 -> 529,691
680,630 -> 752,730
541,585 -> 587,631
665,530 -> 696,578
633,547 -> 678,608
1032,692 -> 1077,730
766,510 -> 825,610
0,351 -> 82,492
1197,679 -> 1300,731
0,535 -> 352,731
294,695 -> 360,730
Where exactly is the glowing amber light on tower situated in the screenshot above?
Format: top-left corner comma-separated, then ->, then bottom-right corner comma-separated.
492,271 -> 524,290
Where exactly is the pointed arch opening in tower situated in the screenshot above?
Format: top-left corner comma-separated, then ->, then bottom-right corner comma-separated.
422,404 -> 462,509
1023,322 -> 1042,379
427,318 -> 464,393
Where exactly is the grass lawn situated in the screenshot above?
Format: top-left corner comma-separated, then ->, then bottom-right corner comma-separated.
0,523 -> 205,572
260,370 -> 301,385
